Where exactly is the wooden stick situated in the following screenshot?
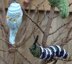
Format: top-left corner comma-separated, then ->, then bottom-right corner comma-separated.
41,6 -> 55,64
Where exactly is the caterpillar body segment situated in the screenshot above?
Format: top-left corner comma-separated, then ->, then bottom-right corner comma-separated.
29,44 -> 69,61
40,45 -> 68,60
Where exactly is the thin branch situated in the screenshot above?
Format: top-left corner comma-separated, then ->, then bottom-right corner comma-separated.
42,6 -> 55,47
62,36 -> 72,46
0,49 -> 7,52
1,0 -> 6,23
52,28 -> 72,64
17,50 -> 32,64
15,27 -> 36,48
22,6 -> 44,34
52,60 -> 57,64
64,58 -> 72,62
0,38 -> 11,48
41,6 -> 55,64
0,55 -> 9,64
16,30 -> 26,47
13,53 -> 16,64
49,18 -> 72,36
16,9 -> 44,48
69,3 -> 72,6
0,14 -> 8,36
65,28 -> 72,41
59,27 -> 72,46
32,0 -> 45,10
51,32 -> 63,45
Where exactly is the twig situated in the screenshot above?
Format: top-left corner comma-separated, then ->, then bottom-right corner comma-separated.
0,9 -> 8,37
0,49 -> 7,52
0,55 -> 9,64
59,27 -> 72,46
65,28 -> 72,41
16,10 -> 44,48
69,3 -> 72,6
52,27 -> 72,64
15,0 -> 45,48
32,0 -> 45,10
17,50 -> 32,64
63,56 -> 72,62
22,6 -> 44,34
1,0 -> 6,22
16,17 -> 44,48
0,38 -> 11,48
42,6 -> 55,47
15,26 -> 36,48
41,6 -> 55,64
13,53 -> 16,64
16,29 -> 26,47
51,32 -> 63,45
52,60 -> 57,64
49,18 -> 72,36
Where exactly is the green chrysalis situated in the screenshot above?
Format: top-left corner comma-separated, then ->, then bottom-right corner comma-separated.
48,0 -> 69,18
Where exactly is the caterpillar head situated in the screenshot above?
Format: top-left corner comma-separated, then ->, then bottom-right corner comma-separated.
29,36 -> 41,58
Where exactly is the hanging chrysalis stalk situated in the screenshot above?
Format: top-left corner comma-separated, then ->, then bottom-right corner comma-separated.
29,36 -> 69,61
6,2 -> 23,45
48,0 -> 69,18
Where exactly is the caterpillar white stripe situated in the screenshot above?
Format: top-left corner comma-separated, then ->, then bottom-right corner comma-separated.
40,45 -> 68,60
29,36 -> 69,61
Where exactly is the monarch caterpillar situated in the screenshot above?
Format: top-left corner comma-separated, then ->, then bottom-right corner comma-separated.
29,36 -> 69,61
48,0 -> 69,18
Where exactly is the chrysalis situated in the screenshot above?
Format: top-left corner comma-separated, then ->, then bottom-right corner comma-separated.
6,2 -> 23,44
48,0 -> 69,18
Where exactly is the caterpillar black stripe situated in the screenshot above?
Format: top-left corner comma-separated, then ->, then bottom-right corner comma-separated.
39,45 -> 68,60
29,36 -> 69,61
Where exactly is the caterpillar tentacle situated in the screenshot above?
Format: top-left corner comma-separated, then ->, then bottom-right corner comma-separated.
48,0 -> 69,18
